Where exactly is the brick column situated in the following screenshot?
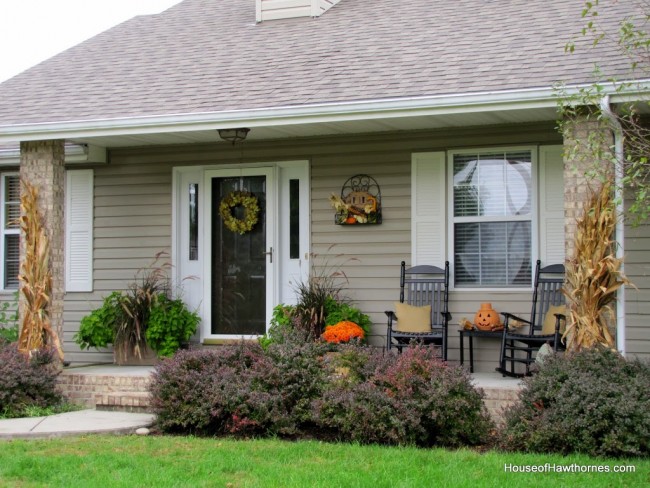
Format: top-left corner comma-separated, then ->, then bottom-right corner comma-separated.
19,140 -> 65,347
562,117 -> 614,261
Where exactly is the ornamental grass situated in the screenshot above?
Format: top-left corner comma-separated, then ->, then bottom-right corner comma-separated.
17,180 -> 63,361
563,182 -> 631,351
321,321 -> 365,343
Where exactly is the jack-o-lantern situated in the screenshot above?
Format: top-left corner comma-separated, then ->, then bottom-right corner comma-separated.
474,303 -> 502,331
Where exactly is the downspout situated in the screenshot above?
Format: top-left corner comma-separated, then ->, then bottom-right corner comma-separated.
600,95 -> 626,355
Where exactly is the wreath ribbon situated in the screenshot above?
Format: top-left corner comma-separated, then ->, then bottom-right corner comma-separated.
218,191 -> 260,235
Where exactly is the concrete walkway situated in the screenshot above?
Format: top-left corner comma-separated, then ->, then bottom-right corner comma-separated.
0,409 -> 155,440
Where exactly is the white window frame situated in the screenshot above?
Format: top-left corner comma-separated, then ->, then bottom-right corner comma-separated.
0,173 -> 20,291
447,146 -> 538,291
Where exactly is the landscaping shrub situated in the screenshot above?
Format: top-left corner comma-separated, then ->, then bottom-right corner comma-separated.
313,346 -> 493,447
150,344 -> 272,435
262,334 -> 331,425
150,336 -> 329,437
0,343 -> 62,417
150,341 -> 492,448
500,347 -> 650,458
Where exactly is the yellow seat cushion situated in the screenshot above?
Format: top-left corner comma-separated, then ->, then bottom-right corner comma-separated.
541,305 -> 567,335
394,302 -> 432,333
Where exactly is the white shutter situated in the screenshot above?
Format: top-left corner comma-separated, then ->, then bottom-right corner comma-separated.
65,170 -> 93,292
411,152 -> 446,266
539,145 -> 565,265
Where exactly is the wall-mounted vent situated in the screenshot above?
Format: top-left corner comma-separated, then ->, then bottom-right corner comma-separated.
256,0 -> 341,22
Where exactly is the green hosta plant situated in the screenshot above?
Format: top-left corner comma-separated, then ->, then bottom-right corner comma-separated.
74,291 -> 123,351
145,295 -> 200,357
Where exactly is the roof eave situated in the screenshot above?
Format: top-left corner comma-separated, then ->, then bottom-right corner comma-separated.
1,82 -> 648,144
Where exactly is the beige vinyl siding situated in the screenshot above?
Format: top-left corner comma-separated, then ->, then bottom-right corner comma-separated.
62,159 -> 174,363
62,122 -> 563,368
624,217 -> 650,359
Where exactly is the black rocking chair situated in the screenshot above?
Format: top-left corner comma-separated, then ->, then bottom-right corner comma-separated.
385,261 -> 451,360
497,260 -> 566,377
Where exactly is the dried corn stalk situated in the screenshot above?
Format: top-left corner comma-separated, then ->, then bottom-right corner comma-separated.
17,180 -> 64,361
563,182 -> 631,352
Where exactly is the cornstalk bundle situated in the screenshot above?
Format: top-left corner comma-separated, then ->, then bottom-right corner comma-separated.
563,182 -> 630,351
17,180 -> 64,361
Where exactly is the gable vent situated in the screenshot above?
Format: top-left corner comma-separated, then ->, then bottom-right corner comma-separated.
256,0 -> 341,22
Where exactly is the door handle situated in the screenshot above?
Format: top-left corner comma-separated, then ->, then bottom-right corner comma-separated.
263,247 -> 273,263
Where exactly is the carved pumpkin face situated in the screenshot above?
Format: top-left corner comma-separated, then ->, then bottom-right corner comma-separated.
474,303 -> 501,330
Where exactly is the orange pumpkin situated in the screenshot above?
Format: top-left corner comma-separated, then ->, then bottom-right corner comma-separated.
345,216 -> 357,224
474,303 -> 502,331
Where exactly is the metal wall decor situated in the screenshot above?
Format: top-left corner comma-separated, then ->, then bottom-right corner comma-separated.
330,174 -> 382,225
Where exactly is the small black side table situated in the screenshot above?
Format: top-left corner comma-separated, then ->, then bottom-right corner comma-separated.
459,329 -> 503,373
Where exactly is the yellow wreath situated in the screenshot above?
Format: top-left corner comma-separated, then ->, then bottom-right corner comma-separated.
218,191 -> 260,235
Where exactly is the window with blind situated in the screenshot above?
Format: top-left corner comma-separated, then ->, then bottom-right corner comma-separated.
1,174 -> 20,289
452,150 -> 533,287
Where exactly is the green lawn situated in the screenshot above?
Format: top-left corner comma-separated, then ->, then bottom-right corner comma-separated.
0,436 -> 647,487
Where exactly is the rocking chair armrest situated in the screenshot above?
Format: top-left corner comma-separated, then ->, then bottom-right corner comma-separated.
553,313 -> 566,333
501,312 -> 530,332
385,311 -> 397,329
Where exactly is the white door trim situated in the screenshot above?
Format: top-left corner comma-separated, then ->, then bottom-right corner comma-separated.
173,161 -> 310,343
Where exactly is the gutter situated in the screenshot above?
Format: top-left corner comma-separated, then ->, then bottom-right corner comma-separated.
600,95 -> 626,356
2,81 -> 649,144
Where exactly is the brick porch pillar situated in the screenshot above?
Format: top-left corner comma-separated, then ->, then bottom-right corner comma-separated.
19,140 -> 66,349
562,117 -> 614,261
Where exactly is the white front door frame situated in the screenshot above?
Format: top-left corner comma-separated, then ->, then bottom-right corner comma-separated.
172,160 -> 310,342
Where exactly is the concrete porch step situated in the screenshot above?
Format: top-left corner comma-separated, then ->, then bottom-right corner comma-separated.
95,391 -> 153,413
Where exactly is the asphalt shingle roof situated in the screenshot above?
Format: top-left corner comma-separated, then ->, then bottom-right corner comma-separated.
0,0 -> 638,126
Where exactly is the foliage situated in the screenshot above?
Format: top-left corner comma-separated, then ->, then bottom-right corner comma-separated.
563,183 -> 631,351
294,280 -> 341,339
0,291 -> 19,344
74,292 -> 124,351
321,321 -> 365,344
0,342 -> 62,417
262,334 -> 331,426
324,301 -> 372,337
150,342 -> 492,448
74,253 -> 198,360
259,304 -> 298,349
500,348 -> 650,458
17,180 -> 63,361
145,296 -> 200,357
560,0 -> 650,226
0,401 -> 82,420
115,252 -> 171,362
313,346 -> 493,447
263,299 -> 371,348
150,339 -> 328,437
260,249 -> 372,344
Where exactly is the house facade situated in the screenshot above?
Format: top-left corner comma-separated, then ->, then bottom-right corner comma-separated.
0,0 -> 647,370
